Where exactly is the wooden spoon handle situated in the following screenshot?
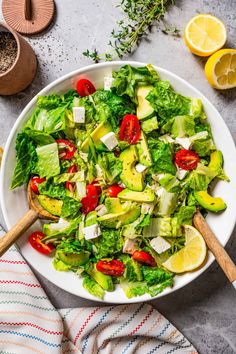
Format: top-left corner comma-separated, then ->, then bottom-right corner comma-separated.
24,0 -> 32,20
0,209 -> 38,257
193,211 -> 236,288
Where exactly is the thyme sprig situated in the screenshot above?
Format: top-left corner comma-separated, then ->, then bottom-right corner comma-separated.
83,0 -> 175,62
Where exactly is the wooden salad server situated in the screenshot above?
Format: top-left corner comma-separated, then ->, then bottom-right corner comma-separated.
193,211 -> 236,290
0,181 -> 58,257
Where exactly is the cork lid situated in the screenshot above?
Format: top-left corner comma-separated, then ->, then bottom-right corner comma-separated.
2,0 -> 55,35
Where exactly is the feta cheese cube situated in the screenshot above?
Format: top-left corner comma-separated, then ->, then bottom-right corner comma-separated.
104,76 -> 114,90
176,167 -> 188,180
175,137 -> 192,150
150,236 -> 171,254
83,224 -> 101,240
100,132 -> 118,151
135,163 -> 148,173
95,204 -> 108,217
73,106 -> 85,123
76,181 -> 86,199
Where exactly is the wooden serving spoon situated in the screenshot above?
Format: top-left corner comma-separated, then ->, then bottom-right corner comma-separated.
193,211 -> 236,289
0,181 -> 58,257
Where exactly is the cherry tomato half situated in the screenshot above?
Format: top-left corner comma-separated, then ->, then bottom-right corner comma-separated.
119,114 -> 141,145
175,149 -> 200,171
92,180 -> 102,196
96,259 -> 124,276
65,165 -> 78,193
56,139 -> 76,160
29,231 -> 54,255
30,176 -> 46,195
80,184 -> 99,215
106,184 -> 124,198
132,250 -> 156,267
76,79 -> 96,97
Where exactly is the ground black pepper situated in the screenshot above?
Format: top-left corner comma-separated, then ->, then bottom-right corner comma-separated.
0,32 -> 18,74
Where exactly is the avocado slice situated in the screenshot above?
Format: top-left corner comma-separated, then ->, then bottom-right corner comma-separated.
208,151 -> 223,172
98,205 -> 141,228
38,195 -> 63,216
81,121 -> 112,152
136,132 -> 152,167
85,211 -> 97,226
120,146 -> 145,192
87,264 -> 114,291
57,250 -> 90,266
118,187 -> 155,203
136,86 -> 155,120
194,191 -> 226,212
105,198 -> 123,214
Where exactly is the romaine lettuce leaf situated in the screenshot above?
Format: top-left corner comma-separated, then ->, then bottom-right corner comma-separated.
142,265 -> 173,286
11,133 -> 38,189
171,115 -> 195,138
146,81 -> 191,125
175,205 -> 196,225
36,143 -> 60,178
148,138 -> 176,175
182,163 -> 217,191
97,152 -> 122,183
38,179 -> 67,199
25,106 -> 66,134
24,129 -> 55,145
95,228 -> 123,259
83,275 -> 105,299
61,197 -> 81,219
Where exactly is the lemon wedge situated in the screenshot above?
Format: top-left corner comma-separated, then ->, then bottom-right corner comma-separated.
205,49 -> 236,89
184,14 -> 226,56
162,225 -> 207,273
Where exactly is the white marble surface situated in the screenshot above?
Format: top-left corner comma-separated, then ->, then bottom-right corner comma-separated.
1,1 -> 236,353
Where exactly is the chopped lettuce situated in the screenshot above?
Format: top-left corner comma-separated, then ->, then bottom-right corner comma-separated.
83,275 -> 105,299
43,218 -> 81,240
24,129 -> 55,145
11,132 -> 38,189
146,81 -> 191,125
175,205 -> 196,225
148,138 -> 176,175
61,197 -> 81,219
171,115 -> 195,138
142,266 -> 173,286
35,143 -> 60,179
97,152 -> 122,184
38,179 -> 67,199
182,163 -> 218,191
141,116 -> 159,134
159,174 -> 180,193
95,229 -> 123,259
119,254 -> 143,282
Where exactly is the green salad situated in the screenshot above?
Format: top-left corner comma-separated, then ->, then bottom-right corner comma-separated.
11,64 -> 228,299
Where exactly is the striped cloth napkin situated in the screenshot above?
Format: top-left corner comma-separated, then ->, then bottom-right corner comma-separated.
0,224 -> 197,354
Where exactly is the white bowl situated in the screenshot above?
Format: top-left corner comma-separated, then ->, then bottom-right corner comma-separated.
1,61 -> 236,303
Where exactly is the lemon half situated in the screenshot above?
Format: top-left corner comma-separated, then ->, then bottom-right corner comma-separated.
162,225 -> 207,273
184,14 -> 227,57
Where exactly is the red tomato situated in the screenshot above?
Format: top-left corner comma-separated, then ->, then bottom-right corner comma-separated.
175,149 -> 200,171
80,184 -> 99,215
132,250 -> 156,267
92,180 -> 102,196
56,139 -> 76,160
106,184 -> 124,198
29,231 -> 54,255
65,165 -> 78,192
96,259 -> 124,276
119,114 -> 141,144
30,176 -> 46,195
76,79 -> 96,97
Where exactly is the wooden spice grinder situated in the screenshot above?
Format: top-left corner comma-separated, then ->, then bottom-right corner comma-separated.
0,21 -> 37,95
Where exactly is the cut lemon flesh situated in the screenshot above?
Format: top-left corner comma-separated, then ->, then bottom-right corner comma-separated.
205,49 -> 236,89
162,225 -> 207,273
184,14 -> 226,56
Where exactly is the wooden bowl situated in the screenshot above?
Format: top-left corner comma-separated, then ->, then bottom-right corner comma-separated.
0,21 -> 37,95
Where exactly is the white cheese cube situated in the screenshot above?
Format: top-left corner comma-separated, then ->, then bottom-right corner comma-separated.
83,224 -> 101,240
135,163 -> 148,173
58,218 -> 70,225
175,137 -> 192,150
150,236 -> 171,254
95,204 -> 108,217
73,107 -> 85,123
104,76 -> 114,90
100,132 -> 118,151
95,164 -> 103,178
176,167 -> 188,180
76,181 -> 86,199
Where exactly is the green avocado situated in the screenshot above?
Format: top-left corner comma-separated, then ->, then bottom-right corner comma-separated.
98,205 -> 141,229
136,86 -> 155,120
85,211 -> 97,226
118,187 -> 155,203
136,132 -> 152,167
194,191 -> 227,212
81,121 -> 112,152
57,250 -> 90,266
105,198 -> 123,213
87,264 -> 114,291
208,151 -> 223,172
38,195 -> 63,216
120,146 -> 145,192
